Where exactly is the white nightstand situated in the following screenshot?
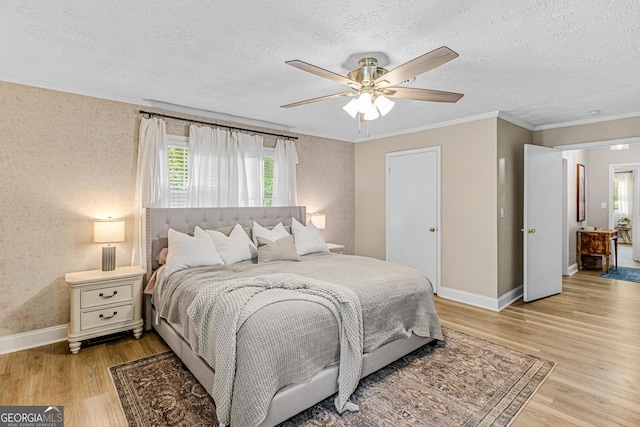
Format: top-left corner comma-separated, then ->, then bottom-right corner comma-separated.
65,265 -> 145,354
327,243 -> 346,254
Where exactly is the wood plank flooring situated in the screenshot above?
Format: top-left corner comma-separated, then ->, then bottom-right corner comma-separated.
1,271 -> 638,426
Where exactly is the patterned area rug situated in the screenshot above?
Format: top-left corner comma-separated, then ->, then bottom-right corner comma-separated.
599,266 -> 640,283
109,328 -> 555,427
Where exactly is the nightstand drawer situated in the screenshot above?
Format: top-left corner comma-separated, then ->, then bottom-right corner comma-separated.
81,283 -> 133,308
80,303 -> 134,330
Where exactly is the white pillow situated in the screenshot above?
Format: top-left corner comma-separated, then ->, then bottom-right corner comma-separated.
204,223 -> 258,264
291,217 -> 329,255
252,222 -> 289,246
165,228 -> 224,275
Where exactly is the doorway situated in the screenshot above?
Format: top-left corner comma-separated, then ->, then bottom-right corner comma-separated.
609,164 -> 640,268
556,139 -> 640,275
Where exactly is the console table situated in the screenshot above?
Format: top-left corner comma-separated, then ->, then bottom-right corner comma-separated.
577,229 -> 618,272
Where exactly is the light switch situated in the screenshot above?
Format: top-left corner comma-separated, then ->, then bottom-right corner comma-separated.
500,207 -> 505,218
601,202 -> 607,209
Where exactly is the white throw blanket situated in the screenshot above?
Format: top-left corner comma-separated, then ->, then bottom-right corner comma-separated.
187,273 -> 364,427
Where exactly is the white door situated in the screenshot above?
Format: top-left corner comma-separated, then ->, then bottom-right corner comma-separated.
524,144 -> 563,301
387,147 -> 440,292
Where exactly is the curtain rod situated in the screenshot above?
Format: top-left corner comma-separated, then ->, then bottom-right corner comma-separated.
139,110 -> 298,140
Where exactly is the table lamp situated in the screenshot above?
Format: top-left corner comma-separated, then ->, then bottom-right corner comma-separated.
94,218 -> 125,271
308,212 -> 326,230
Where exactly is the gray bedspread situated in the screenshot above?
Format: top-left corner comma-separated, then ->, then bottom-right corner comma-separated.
153,253 -> 443,426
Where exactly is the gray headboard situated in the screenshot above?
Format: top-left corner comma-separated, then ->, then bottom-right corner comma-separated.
143,206 -> 306,278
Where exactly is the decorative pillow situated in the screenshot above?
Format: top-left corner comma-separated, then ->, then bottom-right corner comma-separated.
204,223 -> 258,264
252,222 -> 290,246
291,217 -> 329,255
165,228 -> 224,275
257,235 -> 301,263
155,247 -> 169,265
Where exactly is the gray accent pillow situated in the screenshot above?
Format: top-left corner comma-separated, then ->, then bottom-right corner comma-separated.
257,235 -> 301,263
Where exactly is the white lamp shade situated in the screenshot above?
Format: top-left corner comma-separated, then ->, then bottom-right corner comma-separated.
309,212 -> 326,230
342,98 -> 359,118
363,105 -> 380,121
355,93 -> 373,113
94,219 -> 125,243
374,95 -> 395,116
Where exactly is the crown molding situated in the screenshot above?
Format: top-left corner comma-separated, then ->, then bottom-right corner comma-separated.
534,111 -> 640,131
4,73 -> 637,141
352,111 -> 503,143
497,111 -> 535,130
143,100 -> 293,132
0,74 -> 294,133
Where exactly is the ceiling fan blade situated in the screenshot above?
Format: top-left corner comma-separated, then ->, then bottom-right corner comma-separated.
281,91 -> 354,108
375,46 -> 459,88
385,87 -> 464,103
286,60 -> 362,89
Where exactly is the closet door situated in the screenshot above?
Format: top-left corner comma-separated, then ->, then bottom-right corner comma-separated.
386,147 -> 440,292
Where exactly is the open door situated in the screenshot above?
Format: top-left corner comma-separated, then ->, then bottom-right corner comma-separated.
524,144 -> 563,302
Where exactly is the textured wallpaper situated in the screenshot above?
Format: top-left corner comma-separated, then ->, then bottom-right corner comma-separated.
0,81 -> 354,338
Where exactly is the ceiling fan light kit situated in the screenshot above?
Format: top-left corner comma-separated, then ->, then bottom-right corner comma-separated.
282,46 -> 464,127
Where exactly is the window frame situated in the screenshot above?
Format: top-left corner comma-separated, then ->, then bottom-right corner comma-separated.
167,135 -> 189,208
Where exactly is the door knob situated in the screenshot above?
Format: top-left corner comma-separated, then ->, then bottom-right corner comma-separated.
429,227 -> 436,232
528,228 -> 536,234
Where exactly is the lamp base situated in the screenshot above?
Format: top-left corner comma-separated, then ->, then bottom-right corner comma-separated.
102,246 -> 116,271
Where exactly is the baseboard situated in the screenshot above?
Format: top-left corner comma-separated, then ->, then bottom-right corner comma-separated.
498,285 -> 523,311
566,263 -> 579,276
438,285 -> 522,312
0,324 -> 68,355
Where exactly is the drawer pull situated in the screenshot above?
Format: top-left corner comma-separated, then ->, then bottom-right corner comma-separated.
99,311 -> 118,320
99,291 -> 117,299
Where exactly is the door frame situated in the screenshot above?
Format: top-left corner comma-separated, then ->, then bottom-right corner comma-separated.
385,146 -> 441,293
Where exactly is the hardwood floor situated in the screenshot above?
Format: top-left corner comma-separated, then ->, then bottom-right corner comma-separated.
1,272 -> 638,426
616,243 -> 640,269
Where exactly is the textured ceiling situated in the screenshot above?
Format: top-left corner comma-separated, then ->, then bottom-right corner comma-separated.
1,0 -> 639,142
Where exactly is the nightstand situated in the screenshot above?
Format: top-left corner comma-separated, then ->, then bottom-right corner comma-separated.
327,243 -> 346,254
66,265 -> 145,354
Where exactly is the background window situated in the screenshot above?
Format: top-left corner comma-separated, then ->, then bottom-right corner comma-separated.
264,147 -> 274,206
167,136 -> 189,207
166,135 -> 273,207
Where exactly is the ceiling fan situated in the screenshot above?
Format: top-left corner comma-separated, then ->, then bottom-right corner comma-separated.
281,46 -> 464,121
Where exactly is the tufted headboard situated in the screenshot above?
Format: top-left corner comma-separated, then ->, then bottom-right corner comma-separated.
143,206 -> 306,279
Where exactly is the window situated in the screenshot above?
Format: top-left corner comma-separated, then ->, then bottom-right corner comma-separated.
166,135 -> 274,207
263,147 -> 274,207
167,136 -> 189,207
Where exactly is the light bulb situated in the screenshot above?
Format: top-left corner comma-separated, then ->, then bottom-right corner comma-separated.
373,95 -> 394,116
356,93 -> 373,113
342,99 -> 358,118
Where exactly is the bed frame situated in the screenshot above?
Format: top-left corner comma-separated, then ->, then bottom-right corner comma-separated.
143,207 -> 434,426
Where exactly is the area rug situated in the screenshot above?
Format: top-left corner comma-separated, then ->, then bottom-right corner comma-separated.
599,266 -> 640,282
109,328 -> 555,427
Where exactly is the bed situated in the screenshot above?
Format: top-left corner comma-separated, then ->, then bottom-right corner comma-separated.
143,206 -> 443,426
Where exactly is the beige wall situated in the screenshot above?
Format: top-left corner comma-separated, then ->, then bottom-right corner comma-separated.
563,149 -> 589,266
355,118 -> 499,298
0,81 -> 354,338
496,119 -> 531,296
587,147 -> 640,228
533,116 -> 640,147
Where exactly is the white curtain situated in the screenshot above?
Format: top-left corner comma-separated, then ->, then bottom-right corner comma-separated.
132,117 -> 169,270
273,138 -> 298,206
616,171 -> 633,218
187,125 -> 264,207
